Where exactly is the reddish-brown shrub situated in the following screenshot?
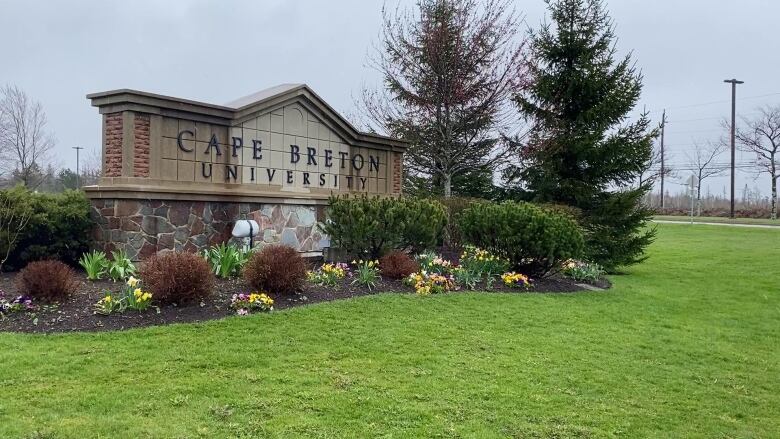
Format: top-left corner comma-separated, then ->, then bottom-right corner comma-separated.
243,245 -> 306,295
380,250 -> 419,279
15,260 -> 78,302
140,252 -> 214,304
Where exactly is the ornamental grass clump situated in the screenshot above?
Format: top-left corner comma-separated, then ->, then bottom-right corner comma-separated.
244,245 -> 307,295
307,263 -> 349,286
140,252 -> 214,304
79,250 -> 109,280
202,243 -> 252,278
15,260 -> 78,303
230,292 -> 274,316
379,251 -> 419,280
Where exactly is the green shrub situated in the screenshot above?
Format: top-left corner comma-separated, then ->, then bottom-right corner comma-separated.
0,188 -> 92,270
320,195 -> 446,259
0,188 -> 34,272
458,201 -> 585,277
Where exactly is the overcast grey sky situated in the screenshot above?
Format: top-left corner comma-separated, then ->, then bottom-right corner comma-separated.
1,0 -> 778,197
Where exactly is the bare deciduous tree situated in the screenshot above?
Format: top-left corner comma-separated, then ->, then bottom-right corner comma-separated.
0,84 -> 55,188
638,139 -> 674,190
686,141 -> 727,216
734,105 -> 780,220
81,148 -> 103,186
359,0 -> 526,197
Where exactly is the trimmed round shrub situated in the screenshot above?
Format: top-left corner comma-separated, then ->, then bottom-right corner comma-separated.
458,201 -> 584,277
15,260 -> 78,302
140,252 -> 214,304
320,195 -> 447,259
379,250 -> 419,279
244,245 -> 306,295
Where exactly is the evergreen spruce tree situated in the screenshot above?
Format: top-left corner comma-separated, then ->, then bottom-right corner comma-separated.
511,0 -> 656,270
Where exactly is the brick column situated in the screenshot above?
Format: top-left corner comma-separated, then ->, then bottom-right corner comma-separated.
104,113 -> 123,177
392,152 -> 402,194
133,114 -> 151,177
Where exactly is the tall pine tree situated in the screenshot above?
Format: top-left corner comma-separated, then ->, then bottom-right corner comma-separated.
511,0 -> 656,270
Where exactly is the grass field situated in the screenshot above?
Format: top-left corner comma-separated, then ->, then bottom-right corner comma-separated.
1,224 -> 778,438
654,215 -> 779,226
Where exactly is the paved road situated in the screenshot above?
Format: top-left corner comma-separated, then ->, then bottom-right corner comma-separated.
653,220 -> 780,229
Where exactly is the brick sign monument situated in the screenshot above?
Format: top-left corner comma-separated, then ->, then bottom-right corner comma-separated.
85,84 -> 407,259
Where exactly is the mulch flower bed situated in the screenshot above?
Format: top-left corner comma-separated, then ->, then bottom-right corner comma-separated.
0,271 -> 609,334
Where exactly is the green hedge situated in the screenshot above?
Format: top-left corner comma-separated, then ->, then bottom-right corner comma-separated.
458,201 -> 584,277
320,195 -> 446,259
0,188 -> 92,270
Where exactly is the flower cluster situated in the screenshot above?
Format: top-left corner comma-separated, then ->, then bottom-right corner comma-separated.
231,292 -> 274,315
405,271 -> 456,296
417,252 -> 454,275
94,276 -> 154,315
561,259 -> 604,282
457,246 -> 510,289
0,290 -> 37,314
501,272 -> 531,289
307,262 -> 349,286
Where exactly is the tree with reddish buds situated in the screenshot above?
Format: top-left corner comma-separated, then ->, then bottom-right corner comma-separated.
359,0 -> 526,198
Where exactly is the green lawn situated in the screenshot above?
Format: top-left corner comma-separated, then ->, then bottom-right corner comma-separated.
1,224 -> 778,438
654,215 -> 779,226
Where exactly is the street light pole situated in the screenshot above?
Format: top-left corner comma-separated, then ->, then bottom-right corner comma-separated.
723,79 -> 744,219
72,146 -> 84,188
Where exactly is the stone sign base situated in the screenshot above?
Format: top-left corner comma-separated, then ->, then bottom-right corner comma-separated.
89,198 -> 328,260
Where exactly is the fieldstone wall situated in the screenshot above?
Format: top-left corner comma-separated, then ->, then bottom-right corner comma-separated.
90,199 -> 328,260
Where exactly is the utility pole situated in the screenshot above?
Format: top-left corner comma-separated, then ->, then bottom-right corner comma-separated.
72,146 -> 84,188
660,110 -> 666,210
723,78 -> 744,219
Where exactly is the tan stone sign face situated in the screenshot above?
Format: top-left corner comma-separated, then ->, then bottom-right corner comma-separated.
87,85 -> 406,202
162,103 -> 389,194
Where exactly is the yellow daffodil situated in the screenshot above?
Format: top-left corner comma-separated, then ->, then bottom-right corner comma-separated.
127,276 -> 139,287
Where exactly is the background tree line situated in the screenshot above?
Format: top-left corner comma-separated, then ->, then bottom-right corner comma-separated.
0,84 -> 100,192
